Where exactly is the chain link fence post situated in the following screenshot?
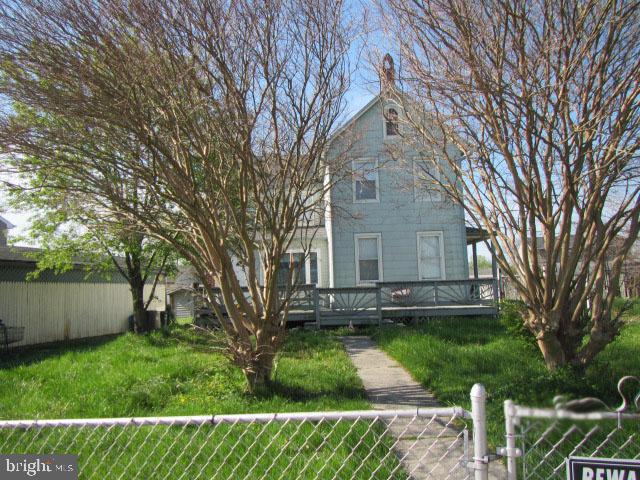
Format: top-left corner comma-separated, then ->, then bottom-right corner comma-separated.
503,399 -> 518,480
471,383 -> 489,480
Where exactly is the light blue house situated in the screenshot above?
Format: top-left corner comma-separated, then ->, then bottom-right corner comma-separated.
283,91 -> 471,291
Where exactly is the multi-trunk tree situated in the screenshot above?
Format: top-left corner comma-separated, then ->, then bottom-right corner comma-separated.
382,0 -> 640,369
0,0 -> 354,391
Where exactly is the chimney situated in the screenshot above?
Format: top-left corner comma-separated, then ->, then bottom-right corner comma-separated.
380,53 -> 395,91
0,215 -> 15,247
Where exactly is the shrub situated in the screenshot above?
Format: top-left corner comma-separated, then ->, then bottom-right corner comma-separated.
612,297 -> 640,318
499,299 -> 534,344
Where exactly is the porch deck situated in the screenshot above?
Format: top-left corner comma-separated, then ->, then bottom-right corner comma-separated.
209,278 -> 499,328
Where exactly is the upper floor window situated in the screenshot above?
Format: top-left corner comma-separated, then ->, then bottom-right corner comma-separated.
353,159 -> 379,203
385,107 -> 399,137
413,157 -> 442,202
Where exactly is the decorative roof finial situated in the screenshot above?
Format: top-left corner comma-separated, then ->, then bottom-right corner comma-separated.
381,53 -> 395,90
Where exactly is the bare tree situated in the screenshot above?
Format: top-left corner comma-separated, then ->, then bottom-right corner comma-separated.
381,0 -> 640,369
0,0 -> 353,391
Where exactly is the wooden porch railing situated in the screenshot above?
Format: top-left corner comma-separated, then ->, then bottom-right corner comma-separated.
199,278 -> 498,327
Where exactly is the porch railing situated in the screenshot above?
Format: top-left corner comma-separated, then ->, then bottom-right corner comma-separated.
197,278 -> 498,327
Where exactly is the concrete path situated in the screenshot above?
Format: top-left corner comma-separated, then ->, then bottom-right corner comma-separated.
340,335 -> 505,480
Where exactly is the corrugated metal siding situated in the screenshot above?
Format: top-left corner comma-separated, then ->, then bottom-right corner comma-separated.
144,282 -> 166,312
327,99 -> 469,287
0,281 -> 132,347
0,266 -> 167,347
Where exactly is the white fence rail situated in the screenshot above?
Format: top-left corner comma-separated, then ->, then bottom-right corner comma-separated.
0,406 -> 480,479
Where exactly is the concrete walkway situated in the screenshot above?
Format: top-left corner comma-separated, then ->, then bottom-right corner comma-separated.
340,336 -> 505,480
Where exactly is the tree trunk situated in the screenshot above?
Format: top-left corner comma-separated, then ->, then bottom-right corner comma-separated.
130,274 -> 147,333
243,358 -> 275,394
241,323 -> 284,394
536,334 -> 567,370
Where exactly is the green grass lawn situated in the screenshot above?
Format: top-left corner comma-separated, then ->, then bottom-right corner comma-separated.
0,326 -> 368,419
370,314 -> 640,448
174,315 -> 194,325
0,327 -> 408,479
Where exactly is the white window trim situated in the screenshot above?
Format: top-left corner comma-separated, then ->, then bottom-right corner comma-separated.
283,249 -> 322,285
413,157 -> 443,203
352,158 -> 380,204
354,233 -> 383,285
416,231 -> 446,280
383,102 -> 401,141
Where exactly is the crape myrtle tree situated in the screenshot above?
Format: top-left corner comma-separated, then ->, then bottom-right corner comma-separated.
381,0 -> 640,369
3,147 -> 176,333
0,0 -> 354,391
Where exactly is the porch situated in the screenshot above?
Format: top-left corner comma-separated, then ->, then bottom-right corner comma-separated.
205,278 -> 498,328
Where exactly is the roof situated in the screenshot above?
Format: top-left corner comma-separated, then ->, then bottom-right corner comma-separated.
0,245 -> 131,271
466,226 -> 491,244
0,215 -> 15,229
166,265 -> 200,294
0,246 -> 43,264
328,94 -> 382,143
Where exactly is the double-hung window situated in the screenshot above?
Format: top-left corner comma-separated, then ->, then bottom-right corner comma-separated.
353,159 -> 379,203
417,232 -> 445,280
277,251 -> 319,286
355,233 -> 383,285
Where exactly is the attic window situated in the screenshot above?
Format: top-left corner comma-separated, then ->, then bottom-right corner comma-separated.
385,108 -> 399,136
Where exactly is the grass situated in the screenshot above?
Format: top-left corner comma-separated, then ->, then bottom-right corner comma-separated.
174,315 -> 194,325
0,326 -> 407,479
369,313 -> 640,448
0,326 -> 368,419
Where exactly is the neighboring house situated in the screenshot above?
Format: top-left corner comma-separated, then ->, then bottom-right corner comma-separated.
282,62 -> 471,288
0,216 -> 166,348
167,260 -> 249,319
166,265 -> 199,319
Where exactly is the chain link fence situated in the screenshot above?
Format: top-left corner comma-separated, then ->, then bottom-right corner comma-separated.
502,401 -> 640,480
0,407 -> 473,479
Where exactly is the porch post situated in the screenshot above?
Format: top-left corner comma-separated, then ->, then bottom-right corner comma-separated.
314,287 -> 321,329
472,241 -> 479,279
376,284 -> 382,327
490,242 -> 499,303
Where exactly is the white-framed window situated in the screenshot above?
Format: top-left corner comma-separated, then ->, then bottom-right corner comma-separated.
417,231 -> 445,280
352,159 -> 379,203
413,157 -> 442,202
277,250 -> 320,286
355,233 -> 383,285
383,104 -> 401,140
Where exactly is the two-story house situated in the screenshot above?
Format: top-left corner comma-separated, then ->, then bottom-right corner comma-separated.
282,81 -> 469,289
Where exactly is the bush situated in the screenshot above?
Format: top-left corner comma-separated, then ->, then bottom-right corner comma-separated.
612,297 -> 640,318
499,299 -> 534,343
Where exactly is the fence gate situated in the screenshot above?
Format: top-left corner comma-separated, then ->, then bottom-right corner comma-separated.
500,376 -> 640,480
0,386 -> 493,480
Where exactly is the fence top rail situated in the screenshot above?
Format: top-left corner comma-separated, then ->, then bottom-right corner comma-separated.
508,404 -> 640,422
0,406 -> 471,429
